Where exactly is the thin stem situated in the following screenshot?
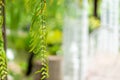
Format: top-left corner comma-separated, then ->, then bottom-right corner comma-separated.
2,0 -> 6,51
2,0 -> 7,80
94,0 -> 98,18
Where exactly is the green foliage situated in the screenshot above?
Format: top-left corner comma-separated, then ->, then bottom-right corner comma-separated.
6,0 -> 31,30
47,30 -> 62,44
45,0 -> 64,55
46,0 -> 64,30
28,0 -> 48,80
0,7 -> 7,80
0,49 -> 7,80
89,16 -> 100,33
6,0 -> 23,30
47,29 -> 62,55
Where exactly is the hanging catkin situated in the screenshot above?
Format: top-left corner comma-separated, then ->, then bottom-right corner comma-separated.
0,0 -> 7,80
29,0 -> 49,80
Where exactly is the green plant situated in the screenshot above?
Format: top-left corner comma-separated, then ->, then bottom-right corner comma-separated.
28,0 -> 48,80
6,0 -> 29,30
89,16 -> 100,33
0,0 -> 7,79
45,0 -> 64,55
47,29 -> 62,55
46,0 -> 64,30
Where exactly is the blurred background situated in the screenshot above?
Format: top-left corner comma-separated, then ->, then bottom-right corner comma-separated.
5,0 -> 120,80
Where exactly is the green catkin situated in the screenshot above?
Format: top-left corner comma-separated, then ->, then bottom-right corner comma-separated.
29,0 -> 48,80
0,0 -> 7,80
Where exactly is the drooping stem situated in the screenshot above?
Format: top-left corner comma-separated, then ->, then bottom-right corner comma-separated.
94,0 -> 98,18
2,0 -> 6,51
0,0 -> 7,80
26,53 -> 34,76
29,0 -> 48,80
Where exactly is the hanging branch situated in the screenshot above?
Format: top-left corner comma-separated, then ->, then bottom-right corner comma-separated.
2,0 -> 6,51
0,0 -> 7,80
29,0 -> 48,80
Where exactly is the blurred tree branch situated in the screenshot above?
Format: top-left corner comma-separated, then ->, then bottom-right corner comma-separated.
94,0 -> 98,18
2,0 -> 7,80
2,0 -> 6,51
